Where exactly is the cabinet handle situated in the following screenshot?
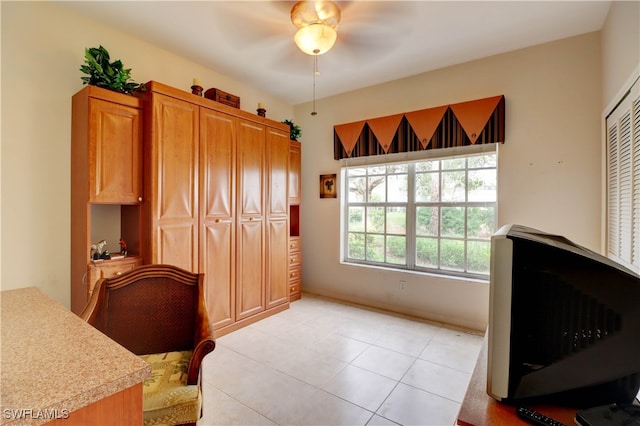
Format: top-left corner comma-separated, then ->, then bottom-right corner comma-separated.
116,272 -> 123,276
215,219 -> 220,223
138,196 -> 143,202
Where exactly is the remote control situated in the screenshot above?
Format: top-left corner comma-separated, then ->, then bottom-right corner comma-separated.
516,407 -> 567,426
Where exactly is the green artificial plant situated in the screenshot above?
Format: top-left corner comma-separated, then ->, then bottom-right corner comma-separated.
80,45 -> 145,94
282,119 -> 302,141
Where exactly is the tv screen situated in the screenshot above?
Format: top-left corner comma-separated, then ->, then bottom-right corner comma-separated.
487,224 -> 640,407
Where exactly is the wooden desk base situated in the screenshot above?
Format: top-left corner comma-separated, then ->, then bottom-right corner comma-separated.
47,384 -> 143,426
457,338 -> 577,426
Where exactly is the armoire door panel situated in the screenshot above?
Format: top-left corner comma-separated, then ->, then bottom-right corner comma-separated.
157,223 -> 197,272
202,221 -> 235,329
236,219 -> 265,320
267,219 -> 289,308
237,120 -> 265,218
267,129 -> 290,217
89,98 -> 142,203
154,94 -> 198,221
200,108 -> 235,219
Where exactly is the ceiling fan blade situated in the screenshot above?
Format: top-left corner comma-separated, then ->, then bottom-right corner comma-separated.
210,1 -> 293,47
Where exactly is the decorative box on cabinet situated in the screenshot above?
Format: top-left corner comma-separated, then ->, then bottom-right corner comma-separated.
139,81 -> 291,337
71,85 -> 143,314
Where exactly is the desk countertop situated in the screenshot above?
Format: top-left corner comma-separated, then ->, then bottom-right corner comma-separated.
1,287 -> 150,425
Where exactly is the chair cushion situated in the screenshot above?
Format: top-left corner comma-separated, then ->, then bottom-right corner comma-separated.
139,351 -> 201,426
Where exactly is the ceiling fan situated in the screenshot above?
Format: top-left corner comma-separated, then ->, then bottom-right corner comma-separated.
209,1 -> 414,112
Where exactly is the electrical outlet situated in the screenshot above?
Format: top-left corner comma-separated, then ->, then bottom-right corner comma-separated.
399,280 -> 406,291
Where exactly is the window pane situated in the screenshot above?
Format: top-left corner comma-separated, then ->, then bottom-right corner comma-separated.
368,165 -> 385,175
468,240 -> 491,274
348,206 -> 365,232
416,207 -> 438,236
369,176 -> 386,202
415,172 -> 440,202
468,154 -> 496,169
442,158 -> 466,170
348,176 -> 366,202
440,239 -> 465,271
441,207 -> 465,237
468,169 -> 497,202
416,160 -> 439,172
388,164 -> 408,173
366,207 -> 385,233
348,233 -> 365,259
388,174 -> 408,202
367,235 -> 385,262
441,171 -> 466,201
387,207 -> 406,234
386,236 -> 406,265
416,237 -> 438,268
348,167 -> 367,176
467,207 -> 495,238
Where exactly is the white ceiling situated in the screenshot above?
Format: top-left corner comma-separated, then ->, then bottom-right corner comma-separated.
59,1 -> 612,105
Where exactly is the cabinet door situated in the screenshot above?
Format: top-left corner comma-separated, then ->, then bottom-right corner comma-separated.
236,219 -> 264,319
289,141 -> 302,205
89,98 -> 142,203
267,218 -> 289,308
267,129 -> 290,218
200,107 -> 236,329
266,129 -> 290,308
236,120 -> 265,320
147,93 -> 199,271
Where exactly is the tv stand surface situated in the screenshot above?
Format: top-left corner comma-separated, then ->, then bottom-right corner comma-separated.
457,335 -> 577,426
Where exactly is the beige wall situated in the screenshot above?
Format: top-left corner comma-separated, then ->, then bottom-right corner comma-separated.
294,32 -> 603,331
601,1 -> 640,108
0,2 -> 293,306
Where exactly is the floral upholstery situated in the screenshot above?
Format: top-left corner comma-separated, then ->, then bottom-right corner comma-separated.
139,351 -> 201,426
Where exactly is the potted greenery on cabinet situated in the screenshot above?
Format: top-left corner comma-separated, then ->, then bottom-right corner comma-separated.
80,45 -> 145,94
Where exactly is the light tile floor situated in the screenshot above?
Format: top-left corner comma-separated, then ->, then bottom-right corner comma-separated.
200,294 -> 484,426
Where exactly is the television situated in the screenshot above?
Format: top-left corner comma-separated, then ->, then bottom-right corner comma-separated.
487,224 -> 640,408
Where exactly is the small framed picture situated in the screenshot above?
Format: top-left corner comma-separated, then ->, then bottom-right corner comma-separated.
320,174 -> 337,198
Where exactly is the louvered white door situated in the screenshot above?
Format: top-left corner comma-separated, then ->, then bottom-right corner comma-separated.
607,78 -> 640,272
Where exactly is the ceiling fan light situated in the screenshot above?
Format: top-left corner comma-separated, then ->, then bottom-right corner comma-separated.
291,1 -> 341,29
294,24 -> 337,55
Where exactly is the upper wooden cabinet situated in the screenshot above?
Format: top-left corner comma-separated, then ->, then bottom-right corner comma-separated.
74,86 -> 143,204
70,86 -> 143,313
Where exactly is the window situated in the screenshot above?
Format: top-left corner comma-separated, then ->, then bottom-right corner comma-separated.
606,77 -> 639,273
342,150 -> 497,279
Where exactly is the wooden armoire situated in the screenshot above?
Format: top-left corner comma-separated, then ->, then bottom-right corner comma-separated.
139,82 -> 291,336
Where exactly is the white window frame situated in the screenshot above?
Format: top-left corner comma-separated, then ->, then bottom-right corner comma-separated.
340,144 -> 498,280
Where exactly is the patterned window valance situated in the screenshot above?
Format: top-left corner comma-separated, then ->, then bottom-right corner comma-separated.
334,95 -> 505,160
